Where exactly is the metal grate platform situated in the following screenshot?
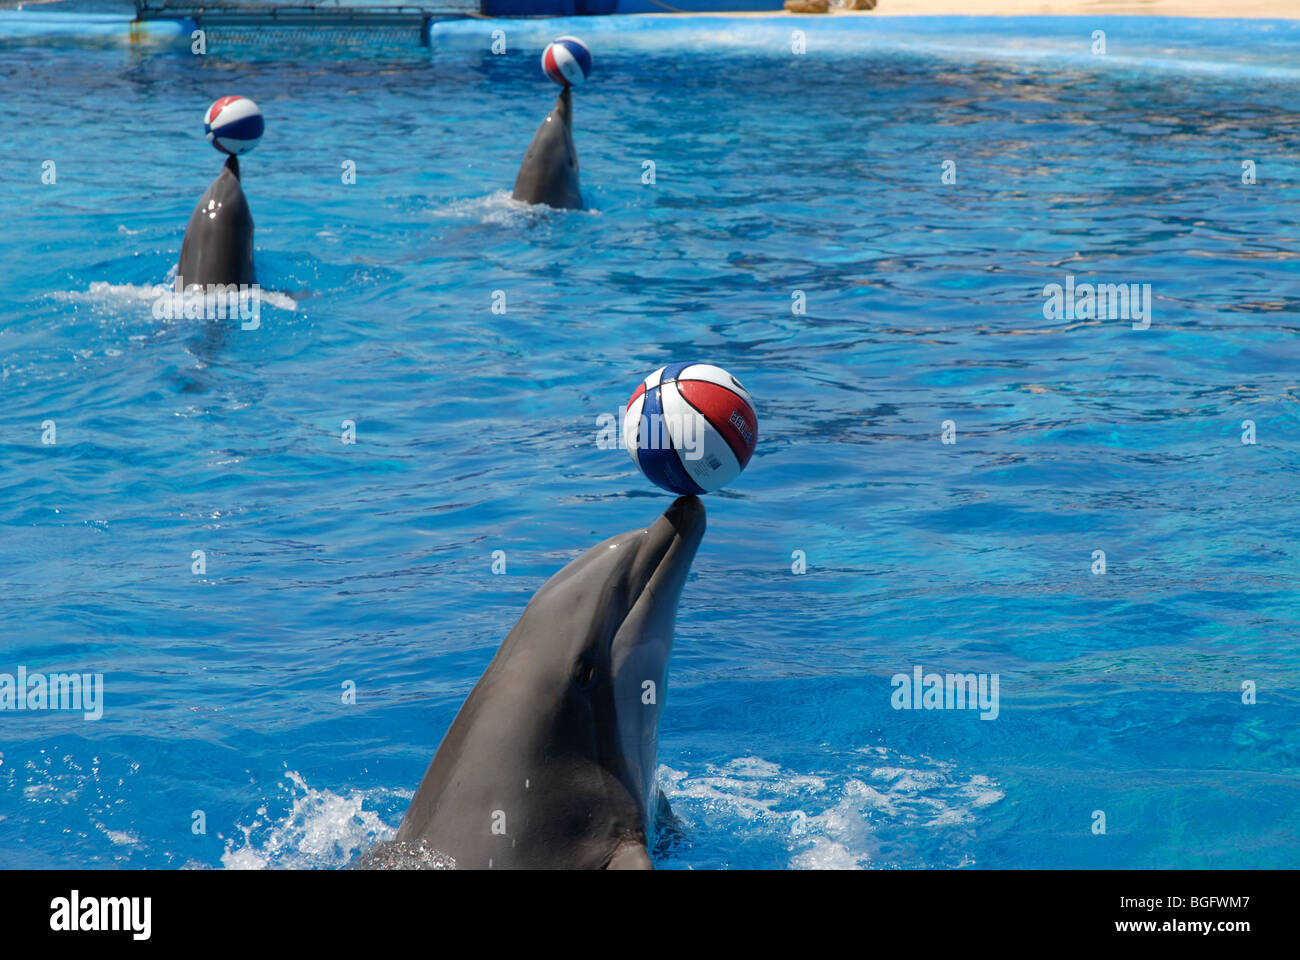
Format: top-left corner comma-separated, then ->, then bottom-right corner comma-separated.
134,1 -> 483,33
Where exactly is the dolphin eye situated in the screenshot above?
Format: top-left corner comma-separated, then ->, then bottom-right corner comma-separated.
573,657 -> 597,688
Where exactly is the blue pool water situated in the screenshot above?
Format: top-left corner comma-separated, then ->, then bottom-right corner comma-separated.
2,11 -> 1298,869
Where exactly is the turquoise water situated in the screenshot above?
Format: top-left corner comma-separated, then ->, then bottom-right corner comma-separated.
1,12 -> 1298,869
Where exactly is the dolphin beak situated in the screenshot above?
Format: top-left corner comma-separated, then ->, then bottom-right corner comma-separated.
614,493 -> 706,664
610,495 -> 706,821
640,496 -> 706,587
662,494 -> 706,542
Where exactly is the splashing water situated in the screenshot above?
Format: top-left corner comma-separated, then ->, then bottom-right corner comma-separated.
659,749 -> 1005,870
220,771 -> 407,870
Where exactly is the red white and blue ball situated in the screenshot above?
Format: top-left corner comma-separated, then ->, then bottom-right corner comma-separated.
623,363 -> 758,496
542,36 -> 592,88
204,96 -> 264,156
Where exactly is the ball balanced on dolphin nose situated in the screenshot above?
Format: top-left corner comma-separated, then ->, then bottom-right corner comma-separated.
175,95 -> 263,293
512,37 -> 591,211
354,368 -> 757,870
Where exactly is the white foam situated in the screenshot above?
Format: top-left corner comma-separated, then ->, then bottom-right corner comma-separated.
437,189 -> 602,224
54,281 -> 297,315
220,770 -> 407,870
791,837 -> 862,870
56,281 -> 169,305
659,747 -> 1004,869
99,826 -> 140,847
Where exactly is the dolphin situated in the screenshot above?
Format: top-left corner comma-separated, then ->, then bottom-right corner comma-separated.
176,154 -> 255,291
511,86 -> 582,210
359,495 -> 705,870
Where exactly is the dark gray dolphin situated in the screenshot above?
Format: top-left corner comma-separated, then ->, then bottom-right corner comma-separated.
360,496 -> 705,870
176,155 -> 254,291
511,86 -> 581,210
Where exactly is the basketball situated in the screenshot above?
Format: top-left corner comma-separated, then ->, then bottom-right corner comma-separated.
204,96 -> 264,156
542,36 -> 592,88
623,363 -> 757,496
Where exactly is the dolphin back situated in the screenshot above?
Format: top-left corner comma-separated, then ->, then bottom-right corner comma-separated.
177,155 -> 255,291
511,87 -> 582,210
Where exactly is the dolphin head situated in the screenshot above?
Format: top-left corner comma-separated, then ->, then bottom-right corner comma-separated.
176,154 -> 255,291
383,496 -> 705,869
511,86 -> 581,209
493,495 -> 705,824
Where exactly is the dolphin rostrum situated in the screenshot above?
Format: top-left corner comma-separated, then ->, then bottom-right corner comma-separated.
511,86 -> 581,210
359,495 -> 705,870
176,154 -> 255,291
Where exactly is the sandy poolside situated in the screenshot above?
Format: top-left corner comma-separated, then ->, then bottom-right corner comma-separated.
641,1 -> 1298,19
